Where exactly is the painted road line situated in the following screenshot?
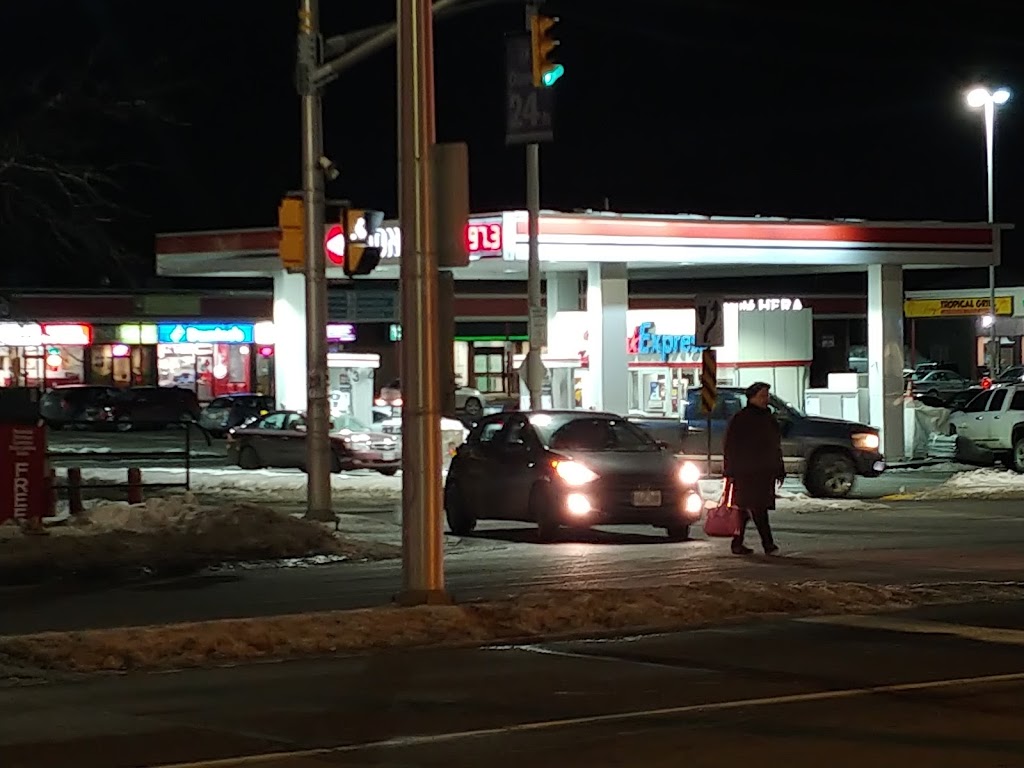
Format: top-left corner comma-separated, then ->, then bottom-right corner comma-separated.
800,614 -> 1024,645
145,670 -> 1024,767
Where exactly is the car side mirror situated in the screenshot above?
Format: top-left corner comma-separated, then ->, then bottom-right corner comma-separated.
295,424 -> 307,432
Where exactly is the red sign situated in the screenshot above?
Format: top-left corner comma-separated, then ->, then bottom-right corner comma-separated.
324,224 -> 346,265
465,222 -> 502,254
0,424 -> 48,523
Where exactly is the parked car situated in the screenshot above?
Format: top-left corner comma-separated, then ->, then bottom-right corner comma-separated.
948,384 -> 1024,472
199,393 -> 275,436
910,370 -> 974,402
630,386 -> 885,498
944,387 -> 987,412
995,366 -> 1024,385
444,410 -> 704,541
376,378 -> 488,418
907,361 -> 961,380
39,385 -> 200,430
226,410 -> 400,475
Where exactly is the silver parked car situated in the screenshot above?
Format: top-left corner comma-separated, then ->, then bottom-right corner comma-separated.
911,370 -> 974,402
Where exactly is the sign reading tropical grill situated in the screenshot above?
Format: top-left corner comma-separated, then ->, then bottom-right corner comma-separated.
904,297 -> 1013,318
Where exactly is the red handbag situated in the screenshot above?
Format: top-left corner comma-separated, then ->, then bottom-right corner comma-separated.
703,479 -> 742,538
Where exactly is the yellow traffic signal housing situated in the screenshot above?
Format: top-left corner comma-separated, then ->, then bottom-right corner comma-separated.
342,208 -> 385,277
277,196 -> 304,272
530,14 -> 562,88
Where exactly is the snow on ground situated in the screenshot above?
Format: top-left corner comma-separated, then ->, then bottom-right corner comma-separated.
886,461 -> 975,474
65,466 -> 404,502
915,467 -> 1024,500
698,479 -> 887,513
5,580 -> 1020,673
0,494 -> 399,580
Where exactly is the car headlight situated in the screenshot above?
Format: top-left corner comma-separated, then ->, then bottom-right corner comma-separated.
552,460 -> 598,486
678,461 -> 701,485
852,432 -> 880,452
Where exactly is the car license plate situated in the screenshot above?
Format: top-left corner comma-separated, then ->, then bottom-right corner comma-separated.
381,451 -> 396,462
632,489 -> 662,507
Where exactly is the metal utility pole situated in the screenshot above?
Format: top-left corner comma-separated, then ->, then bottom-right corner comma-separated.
521,3 -> 550,410
397,0 -> 447,604
297,0 -> 333,522
525,142 -> 543,409
984,96 -> 998,377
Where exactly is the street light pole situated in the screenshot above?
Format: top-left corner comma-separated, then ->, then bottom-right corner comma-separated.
397,0 -> 446,604
297,0 -> 333,522
526,142 -> 542,409
966,85 -> 1010,377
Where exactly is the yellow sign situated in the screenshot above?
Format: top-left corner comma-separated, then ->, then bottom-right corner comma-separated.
904,297 -> 1013,318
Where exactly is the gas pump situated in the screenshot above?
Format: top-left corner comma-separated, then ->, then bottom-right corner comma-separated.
326,352 -> 380,427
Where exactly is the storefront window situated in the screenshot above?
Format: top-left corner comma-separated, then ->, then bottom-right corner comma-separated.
457,340 -> 524,396
0,345 -> 86,388
472,345 -> 506,394
157,343 -> 252,401
89,344 -> 153,387
0,323 -> 91,388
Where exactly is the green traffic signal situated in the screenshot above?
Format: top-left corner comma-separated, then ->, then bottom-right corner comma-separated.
542,63 -> 565,87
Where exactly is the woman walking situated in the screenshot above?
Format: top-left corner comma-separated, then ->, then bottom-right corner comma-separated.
722,382 -> 784,555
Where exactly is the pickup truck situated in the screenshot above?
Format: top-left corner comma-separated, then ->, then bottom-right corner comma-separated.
629,386 -> 886,498
948,384 -> 1024,472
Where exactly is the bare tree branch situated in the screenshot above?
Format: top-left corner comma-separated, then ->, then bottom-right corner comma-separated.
0,43 -> 186,286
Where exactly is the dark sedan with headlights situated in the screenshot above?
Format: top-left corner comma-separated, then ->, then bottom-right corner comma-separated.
444,410 -> 704,541
226,410 -> 400,475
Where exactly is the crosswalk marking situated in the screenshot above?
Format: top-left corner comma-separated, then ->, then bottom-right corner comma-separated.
800,614 -> 1024,645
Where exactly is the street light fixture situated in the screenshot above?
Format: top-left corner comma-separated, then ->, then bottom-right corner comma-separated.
964,85 -> 1011,376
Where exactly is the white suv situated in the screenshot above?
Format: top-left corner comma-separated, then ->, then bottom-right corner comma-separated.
949,384 -> 1024,472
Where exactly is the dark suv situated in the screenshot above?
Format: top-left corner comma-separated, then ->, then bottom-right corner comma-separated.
630,387 -> 885,498
39,385 -> 200,430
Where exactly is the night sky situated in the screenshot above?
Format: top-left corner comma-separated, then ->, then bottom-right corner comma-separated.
1,0 -> 1022,287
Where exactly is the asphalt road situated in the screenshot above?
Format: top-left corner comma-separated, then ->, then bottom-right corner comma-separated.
3,600 -> 1024,767
6,497 -> 1024,636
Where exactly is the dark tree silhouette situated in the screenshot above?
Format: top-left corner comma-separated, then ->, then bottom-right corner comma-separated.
0,47 -> 182,288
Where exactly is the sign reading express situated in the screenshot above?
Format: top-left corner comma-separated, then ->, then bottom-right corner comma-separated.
628,322 -> 697,361
157,323 -> 255,344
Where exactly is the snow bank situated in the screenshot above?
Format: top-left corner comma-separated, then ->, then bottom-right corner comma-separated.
0,496 -> 399,582
916,467 -> 1024,500
886,461 -> 973,474
3,580 -> 1018,673
698,479 -> 886,513
65,467 -> 403,502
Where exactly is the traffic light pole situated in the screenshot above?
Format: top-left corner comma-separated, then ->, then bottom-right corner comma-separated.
397,0 -> 447,604
297,0 -> 334,522
525,142 -> 543,409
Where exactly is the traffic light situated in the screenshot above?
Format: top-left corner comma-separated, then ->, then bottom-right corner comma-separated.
341,208 -> 385,277
277,196 -> 304,272
530,12 -> 563,88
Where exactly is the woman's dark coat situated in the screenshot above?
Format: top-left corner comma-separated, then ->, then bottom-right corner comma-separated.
723,405 -> 785,511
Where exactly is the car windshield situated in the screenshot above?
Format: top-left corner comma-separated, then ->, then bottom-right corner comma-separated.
767,396 -> 804,418
528,414 -> 660,452
332,414 -> 370,433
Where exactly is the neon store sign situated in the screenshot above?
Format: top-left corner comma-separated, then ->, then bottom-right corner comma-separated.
628,322 -> 696,361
